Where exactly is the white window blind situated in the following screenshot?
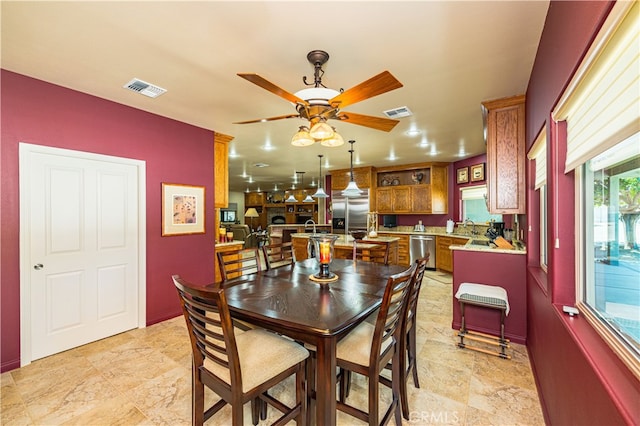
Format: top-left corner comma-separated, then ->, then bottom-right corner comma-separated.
552,1 -> 639,172
527,127 -> 547,189
460,185 -> 487,200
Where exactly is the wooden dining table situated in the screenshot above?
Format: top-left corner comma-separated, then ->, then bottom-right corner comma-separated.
216,258 -> 408,426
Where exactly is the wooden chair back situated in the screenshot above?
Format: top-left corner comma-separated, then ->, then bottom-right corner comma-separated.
352,239 -> 390,265
216,247 -> 262,281
262,242 -> 295,269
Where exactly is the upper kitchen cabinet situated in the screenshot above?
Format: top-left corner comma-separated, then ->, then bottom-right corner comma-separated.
330,166 -> 375,191
482,95 -> 526,214
375,163 -> 449,214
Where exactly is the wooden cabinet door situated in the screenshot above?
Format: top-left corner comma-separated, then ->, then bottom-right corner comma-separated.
411,185 -> 432,213
396,234 -> 410,266
483,95 -> 526,214
392,187 -> 411,213
436,236 -> 453,272
214,133 -> 232,209
376,188 -> 393,213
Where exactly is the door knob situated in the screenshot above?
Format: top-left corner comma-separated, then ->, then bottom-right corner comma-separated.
33,263 -> 43,270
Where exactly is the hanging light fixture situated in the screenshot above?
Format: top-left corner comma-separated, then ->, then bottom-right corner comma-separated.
309,119 -> 334,140
342,140 -> 363,197
297,171 -> 314,202
286,172 -> 299,203
312,154 -> 329,198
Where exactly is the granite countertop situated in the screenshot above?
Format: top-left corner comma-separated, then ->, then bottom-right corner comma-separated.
450,239 -> 526,255
215,240 -> 244,247
290,233 -> 400,247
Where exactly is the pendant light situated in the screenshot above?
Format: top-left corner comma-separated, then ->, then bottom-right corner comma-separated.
285,172 -> 298,203
299,171 -> 315,202
342,140 -> 363,197
312,154 -> 329,198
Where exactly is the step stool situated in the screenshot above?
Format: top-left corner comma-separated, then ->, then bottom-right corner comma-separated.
455,283 -> 511,359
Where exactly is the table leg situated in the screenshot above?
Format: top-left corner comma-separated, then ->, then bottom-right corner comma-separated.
315,336 -> 337,425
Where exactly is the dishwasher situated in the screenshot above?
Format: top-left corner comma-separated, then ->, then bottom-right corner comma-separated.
410,235 -> 436,270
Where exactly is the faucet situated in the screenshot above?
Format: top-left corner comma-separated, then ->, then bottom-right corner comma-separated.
304,219 -> 317,235
464,218 -> 477,235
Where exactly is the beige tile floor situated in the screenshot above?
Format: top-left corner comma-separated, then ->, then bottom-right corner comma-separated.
1,271 -> 545,425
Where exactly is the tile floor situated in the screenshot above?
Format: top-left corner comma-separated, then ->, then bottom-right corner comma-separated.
1,271 -> 545,425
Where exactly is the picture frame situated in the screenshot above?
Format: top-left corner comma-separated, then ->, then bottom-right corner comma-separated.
162,183 -> 205,236
470,163 -> 485,182
456,167 -> 469,184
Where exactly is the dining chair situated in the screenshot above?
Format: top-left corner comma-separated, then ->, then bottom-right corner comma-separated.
172,275 -> 309,426
352,239 -> 390,265
398,255 -> 429,419
217,247 -> 262,282
336,262 -> 418,426
262,242 -> 295,270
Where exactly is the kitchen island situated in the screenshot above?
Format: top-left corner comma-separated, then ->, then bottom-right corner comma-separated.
290,233 -> 400,265
450,240 -> 527,344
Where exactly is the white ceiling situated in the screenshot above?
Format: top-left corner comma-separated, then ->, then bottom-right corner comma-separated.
1,1 -> 549,193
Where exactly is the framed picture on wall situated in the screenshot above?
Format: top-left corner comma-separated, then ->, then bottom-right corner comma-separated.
162,183 -> 205,236
456,167 -> 469,184
470,163 -> 485,182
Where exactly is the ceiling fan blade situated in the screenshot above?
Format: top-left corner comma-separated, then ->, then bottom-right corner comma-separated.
233,113 -> 300,125
337,111 -> 400,132
238,73 -> 308,105
329,71 -> 403,108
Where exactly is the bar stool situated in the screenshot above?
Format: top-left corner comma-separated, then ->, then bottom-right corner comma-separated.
455,282 -> 511,359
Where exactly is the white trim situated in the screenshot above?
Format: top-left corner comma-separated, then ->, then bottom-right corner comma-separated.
19,143 -> 147,366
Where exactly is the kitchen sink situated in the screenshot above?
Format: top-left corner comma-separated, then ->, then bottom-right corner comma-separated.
468,239 -> 490,246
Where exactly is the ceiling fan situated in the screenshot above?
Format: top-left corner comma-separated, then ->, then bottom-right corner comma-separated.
233,50 -> 403,135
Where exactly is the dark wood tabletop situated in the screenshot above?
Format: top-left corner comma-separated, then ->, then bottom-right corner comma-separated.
217,258 -> 408,426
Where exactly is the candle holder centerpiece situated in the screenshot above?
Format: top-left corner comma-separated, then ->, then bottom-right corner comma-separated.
309,234 -> 339,283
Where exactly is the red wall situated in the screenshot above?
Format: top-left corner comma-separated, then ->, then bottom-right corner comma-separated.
525,1 -> 639,424
1,70 -> 216,372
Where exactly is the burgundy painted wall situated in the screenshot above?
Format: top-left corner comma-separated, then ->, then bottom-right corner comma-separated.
1,71 -> 216,372
451,250 -> 526,344
526,1 -> 639,424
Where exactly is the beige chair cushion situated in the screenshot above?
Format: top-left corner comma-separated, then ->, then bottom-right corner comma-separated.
336,322 -> 392,367
204,328 -> 309,392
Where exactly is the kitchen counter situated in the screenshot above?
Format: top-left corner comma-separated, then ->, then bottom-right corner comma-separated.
290,233 -> 401,264
450,241 -> 526,255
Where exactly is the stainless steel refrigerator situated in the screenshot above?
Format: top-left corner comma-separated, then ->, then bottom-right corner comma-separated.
331,190 -> 369,235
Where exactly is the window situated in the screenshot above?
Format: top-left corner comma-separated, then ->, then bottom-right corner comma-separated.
582,135 -> 640,357
528,128 -> 548,269
552,1 -> 639,374
460,185 -> 502,223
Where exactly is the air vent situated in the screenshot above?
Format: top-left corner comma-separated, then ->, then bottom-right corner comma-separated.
253,163 -> 270,168
123,78 -> 167,98
383,106 -> 412,118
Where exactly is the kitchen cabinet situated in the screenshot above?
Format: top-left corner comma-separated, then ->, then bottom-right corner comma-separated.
330,166 -> 374,191
375,163 -> 449,214
377,186 -> 411,213
435,235 -> 468,272
482,95 -> 526,214
377,232 -> 410,266
214,132 -> 233,243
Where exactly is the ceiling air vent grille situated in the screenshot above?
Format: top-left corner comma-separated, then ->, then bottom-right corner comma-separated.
123,78 -> 167,98
383,106 -> 412,118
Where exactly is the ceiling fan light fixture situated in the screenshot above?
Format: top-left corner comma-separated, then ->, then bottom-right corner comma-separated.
291,126 -> 314,147
309,120 -> 334,140
320,128 -> 344,147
